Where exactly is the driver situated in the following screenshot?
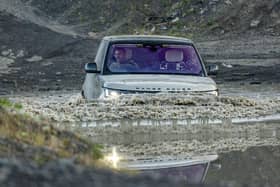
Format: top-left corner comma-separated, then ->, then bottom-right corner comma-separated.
109,48 -> 138,72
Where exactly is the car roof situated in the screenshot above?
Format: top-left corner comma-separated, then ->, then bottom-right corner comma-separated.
103,35 -> 193,44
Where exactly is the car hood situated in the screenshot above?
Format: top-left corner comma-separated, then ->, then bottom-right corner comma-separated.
100,74 -> 217,92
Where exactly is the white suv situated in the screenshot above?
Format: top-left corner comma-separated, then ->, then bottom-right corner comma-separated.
82,35 -> 218,99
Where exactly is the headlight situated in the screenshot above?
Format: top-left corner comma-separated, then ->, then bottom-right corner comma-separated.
207,90 -> 219,96
104,88 -> 121,98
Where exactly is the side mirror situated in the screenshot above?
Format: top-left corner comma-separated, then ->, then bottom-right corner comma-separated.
206,64 -> 219,75
85,63 -> 100,73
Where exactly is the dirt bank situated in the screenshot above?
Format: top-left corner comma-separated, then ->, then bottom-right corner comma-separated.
0,103 -> 102,165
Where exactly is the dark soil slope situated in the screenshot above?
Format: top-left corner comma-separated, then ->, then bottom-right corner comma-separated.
0,0 -> 279,94
19,0 -> 280,37
0,11 -> 98,94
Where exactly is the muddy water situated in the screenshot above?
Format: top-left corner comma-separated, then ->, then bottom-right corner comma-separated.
219,83 -> 280,99
10,92 -> 280,122
7,89 -> 280,185
9,91 -> 280,158
58,120 -> 280,160
65,119 -> 280,186
58,119 -> 280,186
206,145 -> 280,187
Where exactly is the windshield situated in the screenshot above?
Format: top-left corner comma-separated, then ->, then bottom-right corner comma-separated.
104,43 -> 204,76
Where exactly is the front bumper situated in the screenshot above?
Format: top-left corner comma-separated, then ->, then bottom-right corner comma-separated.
102,88 -> 219,98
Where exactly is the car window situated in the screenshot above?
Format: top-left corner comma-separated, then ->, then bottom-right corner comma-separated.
104,43 -> 203,76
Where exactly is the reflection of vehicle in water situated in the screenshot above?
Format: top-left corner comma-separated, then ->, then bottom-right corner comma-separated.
82,35 -> 218,99
122,155 -> 218,184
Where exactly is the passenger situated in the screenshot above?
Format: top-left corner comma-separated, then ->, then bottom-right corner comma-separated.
109,48 -> 138,72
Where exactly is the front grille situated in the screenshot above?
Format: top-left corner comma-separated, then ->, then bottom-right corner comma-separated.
135,87 -> 191,92
119,90 -> 160,94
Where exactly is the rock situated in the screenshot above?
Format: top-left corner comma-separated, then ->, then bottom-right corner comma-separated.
160,25 -> 168,30
209,0 -> 219,6
39,79 -> 48,82
250,20 -> 260,27
171,17 -> 179,23
150,26 -> 156,33
183,26 -> 190,31
225,0 -> 232,5
134,30 -> 140,35
0,56 -> 15,73
16,50 -> 25,58
222,63 -> 232,68
1,49 -> 17,59
88,32 -> 97,38
26,55 -> 43,62
200,8 -> 207,15
1,49 -> 12,56
41,62 -> 53,66
56,72 -> 62,76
